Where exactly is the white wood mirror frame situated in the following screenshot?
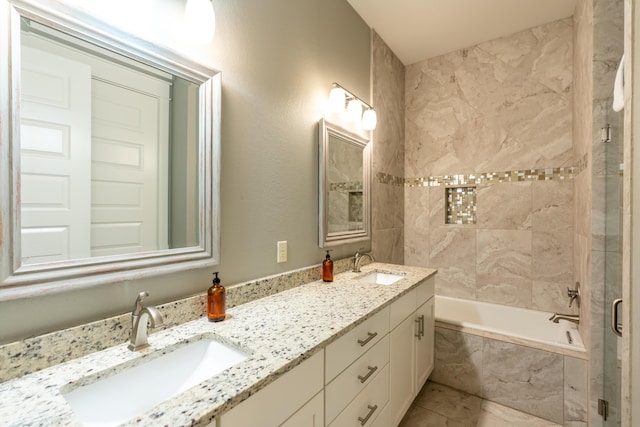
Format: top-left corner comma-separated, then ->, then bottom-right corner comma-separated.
0,0 -> 221,300
318,119 -> 371,248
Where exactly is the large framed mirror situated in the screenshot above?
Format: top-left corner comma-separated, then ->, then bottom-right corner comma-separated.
0,0 -> 221,299
318,119 -> 371,247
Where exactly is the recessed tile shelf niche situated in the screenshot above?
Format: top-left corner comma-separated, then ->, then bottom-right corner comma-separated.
445,186 -> 477,225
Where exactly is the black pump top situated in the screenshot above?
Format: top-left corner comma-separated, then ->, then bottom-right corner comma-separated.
325,250 -> 332,259
212,272 -> 220,284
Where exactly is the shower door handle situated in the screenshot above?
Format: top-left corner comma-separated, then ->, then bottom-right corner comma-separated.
611,298 -> 623,337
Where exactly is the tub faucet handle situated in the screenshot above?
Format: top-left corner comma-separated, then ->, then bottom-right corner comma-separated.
567,282 -> 581,308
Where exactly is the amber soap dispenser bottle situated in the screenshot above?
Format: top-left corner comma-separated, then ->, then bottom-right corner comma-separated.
207,272 -> 226,322
322,250 -> 333,282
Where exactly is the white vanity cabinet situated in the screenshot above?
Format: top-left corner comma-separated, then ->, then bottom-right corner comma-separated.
217,351 -> 324,427
387,276 -> 435,426
325,307 -> 390,426
217,275 -> 435,427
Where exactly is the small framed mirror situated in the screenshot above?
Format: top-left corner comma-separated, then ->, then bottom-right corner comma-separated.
318,119 -> 371,247
0,0 -> 220,298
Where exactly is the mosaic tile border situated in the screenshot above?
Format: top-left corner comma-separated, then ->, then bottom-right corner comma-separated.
329,181 -> 363,192
376,165 -> 577,188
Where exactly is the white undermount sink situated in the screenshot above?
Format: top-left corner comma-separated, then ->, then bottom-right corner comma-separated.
359,271 -> 405,285
62,337 -> 249,427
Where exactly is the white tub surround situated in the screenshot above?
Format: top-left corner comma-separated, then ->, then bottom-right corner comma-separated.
435,295 -> 586,358
433,295 -> 588,425
0,263 -> 436,426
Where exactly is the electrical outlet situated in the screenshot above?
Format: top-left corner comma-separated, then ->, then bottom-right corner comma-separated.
277,241 -> 287,263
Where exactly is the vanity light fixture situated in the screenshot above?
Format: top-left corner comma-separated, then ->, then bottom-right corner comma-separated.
184,0 -> 216,43
329,87 -> 346,113
347,99 -> 363,123
361,108 -> 377,131
329,83 -> 377,130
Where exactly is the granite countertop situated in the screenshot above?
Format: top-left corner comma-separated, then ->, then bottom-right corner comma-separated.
0,263 -> 436,426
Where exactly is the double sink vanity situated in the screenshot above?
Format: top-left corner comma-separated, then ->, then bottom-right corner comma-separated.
0,263 -> 436,426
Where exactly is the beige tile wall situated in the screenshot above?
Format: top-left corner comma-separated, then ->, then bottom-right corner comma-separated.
403,20 -> 575,313
372,31 -> 405,264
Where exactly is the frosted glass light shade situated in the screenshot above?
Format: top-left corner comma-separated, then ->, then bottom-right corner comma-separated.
346,99 -> 362,123
184,0 -> 216,43
329,87 -> 346,113
361,109 -> 377,130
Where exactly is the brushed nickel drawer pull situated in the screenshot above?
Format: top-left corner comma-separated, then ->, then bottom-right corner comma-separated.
357,365 -> 378,383
357,331 -> 378,347
358,404 -> 378,425
420,314 -> 425,338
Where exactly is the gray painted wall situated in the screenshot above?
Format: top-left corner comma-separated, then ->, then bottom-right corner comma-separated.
0,0 -> 371,344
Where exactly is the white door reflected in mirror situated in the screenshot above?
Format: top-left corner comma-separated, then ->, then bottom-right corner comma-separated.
0,0 -> 221,295
19,19 -> 196,265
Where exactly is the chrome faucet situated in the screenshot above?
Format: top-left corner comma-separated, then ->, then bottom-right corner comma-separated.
567,282 -> 581,308
353,248 -> 375,273
549,313 -> 580,324
128,291 -> 163,351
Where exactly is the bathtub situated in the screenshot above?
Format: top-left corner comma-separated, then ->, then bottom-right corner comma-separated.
432,295 -> 588,424
435,295 -> 586,355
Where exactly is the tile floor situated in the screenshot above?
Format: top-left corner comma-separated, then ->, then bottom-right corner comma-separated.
398,381 -> 563,427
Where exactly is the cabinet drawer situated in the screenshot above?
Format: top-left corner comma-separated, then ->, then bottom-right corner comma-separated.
416,276 -> 435,307
328,363 -> 389,427
390,288 -> 416,329
325,307 -> 389,382
325,334 -> 389,424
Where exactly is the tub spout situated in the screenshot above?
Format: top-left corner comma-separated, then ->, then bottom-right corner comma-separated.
549,313 -> 580,324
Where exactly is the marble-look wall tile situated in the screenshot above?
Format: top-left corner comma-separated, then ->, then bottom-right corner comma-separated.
372,30 -> 405,264
432,327 -> 483,395
373,179 -> 395,231
478,20 -> 572,95
429,227 -> 477,299
532,180 -> 574,232
404,18 -> 574,313
476,182 -> 532,230
572,0 -> 593,164
482,339 -> 564,424
574,170 -> 592,239
429,185 -> 447,229
532,280 -> 578,314
476,230 -> 532,307
574,233 -> 591,348
532,230 -> 573,284
565,356 -> 588,424
373,228 -> 404,266
404,185 -> 430,268
372,31 -> 405,178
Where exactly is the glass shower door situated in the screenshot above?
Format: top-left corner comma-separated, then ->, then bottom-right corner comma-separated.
602,100 -> 623,426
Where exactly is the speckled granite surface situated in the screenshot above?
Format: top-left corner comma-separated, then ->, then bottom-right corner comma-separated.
0,257 -> 355,383
0,262 -> 436,426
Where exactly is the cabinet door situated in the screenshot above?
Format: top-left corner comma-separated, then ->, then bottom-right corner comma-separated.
415,297 -> 434,391
280,391 -> 324,427
219,351 -> 324,426
388,314 -> 417,426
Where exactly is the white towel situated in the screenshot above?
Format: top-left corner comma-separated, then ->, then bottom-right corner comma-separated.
613,55 -> 624,112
